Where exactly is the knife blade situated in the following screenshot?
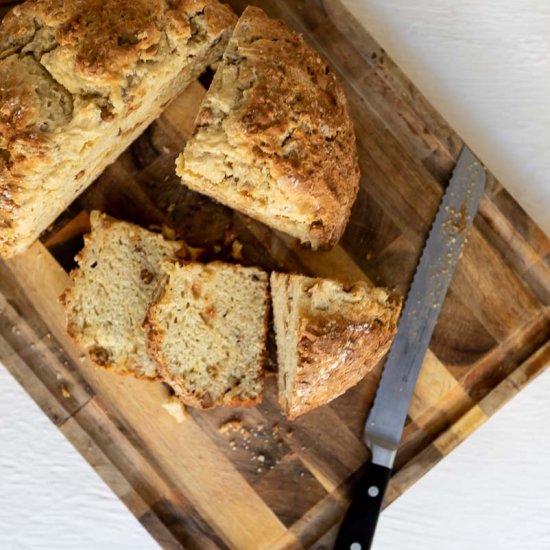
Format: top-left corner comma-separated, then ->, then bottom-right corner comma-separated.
334,146 -> 486,550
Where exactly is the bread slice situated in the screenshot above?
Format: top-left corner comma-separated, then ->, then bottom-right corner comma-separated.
176,6 -> 360,249
0,0 -> 236,257
61,211 -> 181,378
271,272 -> 402,419
146,261 -> 269,409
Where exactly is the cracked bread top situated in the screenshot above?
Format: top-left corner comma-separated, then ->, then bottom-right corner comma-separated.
0,54 -> 72,148
0,0 -> 236,124
271,272 -> 402,419
178,6 -> 360,248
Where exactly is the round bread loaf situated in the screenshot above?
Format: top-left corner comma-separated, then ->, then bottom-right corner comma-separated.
177,6 -> 360,249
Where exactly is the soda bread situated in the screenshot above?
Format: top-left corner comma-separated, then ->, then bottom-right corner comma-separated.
176,6 -> 360,249
146,261 -> 269,408
61,211 -> 181,378
271,272 -> 402,419
0,0 -> 236,257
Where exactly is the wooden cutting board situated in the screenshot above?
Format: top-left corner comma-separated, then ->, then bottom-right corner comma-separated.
1,0 -> 550,548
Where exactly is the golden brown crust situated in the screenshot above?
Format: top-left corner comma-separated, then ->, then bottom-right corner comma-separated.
285,294 -> 401,419
0,54 -> 70,255
0,0 -> 235,87
275,273 -> 402,420
237,7 -> 359,246
0,0 -> 236,129
206,6 -> 359,247
0,56 -> 70,144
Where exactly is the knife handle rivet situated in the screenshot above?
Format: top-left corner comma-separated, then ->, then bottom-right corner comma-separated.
368,485 -> 380,498
350,543 -> 362,550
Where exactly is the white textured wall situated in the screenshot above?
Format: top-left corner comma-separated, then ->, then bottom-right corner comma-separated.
1,1 -> 550,549
341,0 -> 550,237
376,368 -> 550,550
0,367 -> 159,550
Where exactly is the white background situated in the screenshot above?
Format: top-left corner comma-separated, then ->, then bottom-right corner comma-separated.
1,1 -> 550,548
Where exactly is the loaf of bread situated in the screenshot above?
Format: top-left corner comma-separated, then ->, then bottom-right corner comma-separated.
271,272 -> 402,419
0,0 -> 236,257
176,6 -> 360,249
61,211 -> 181,378
147,261 -> 269,408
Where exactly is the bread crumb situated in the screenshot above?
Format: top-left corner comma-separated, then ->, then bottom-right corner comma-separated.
162,225 -> 176,240
176,242 -> 207,262
231,239 -> 244,260
162,397 -> 188,423
60,384 -> 70,399
224,227 -> 238,246
218,418 -> 242,434
188,244 -> 207,261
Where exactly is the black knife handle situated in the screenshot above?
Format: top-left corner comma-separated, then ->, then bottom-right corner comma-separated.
334,461 -> 392,550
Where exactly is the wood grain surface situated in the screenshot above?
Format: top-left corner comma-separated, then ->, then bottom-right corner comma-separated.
1,0 -> 550,548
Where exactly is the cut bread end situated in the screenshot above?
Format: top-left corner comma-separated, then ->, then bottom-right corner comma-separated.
61,211 -> 181,378
271,272 -> 402,420
147,261 -> 269,409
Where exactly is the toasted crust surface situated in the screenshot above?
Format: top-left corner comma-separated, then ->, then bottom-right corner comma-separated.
61,211 -> 182,378
146,261 -> 269,409
271,272 -> 402,419
177,6 -> 360,249
0,0 -> 236,257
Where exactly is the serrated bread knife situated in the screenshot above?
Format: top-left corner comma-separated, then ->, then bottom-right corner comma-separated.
334,146 -> 486,550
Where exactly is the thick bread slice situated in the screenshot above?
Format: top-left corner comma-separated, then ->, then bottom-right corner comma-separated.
177,6 -> 360,249
271,272 -> 402,420
146,261 -> 269,409
61,211 -> 181,378
0,0 -> 236,257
